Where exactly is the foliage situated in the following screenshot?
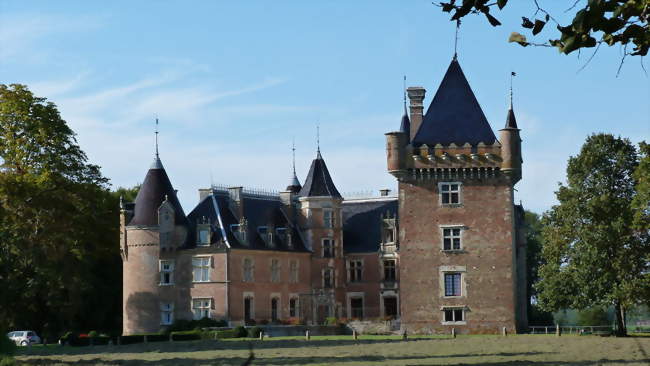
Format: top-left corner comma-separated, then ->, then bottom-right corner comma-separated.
165,318 -> 228,333
536,133 -> 649,336
632,142 -> 650,230
0,357 -> 15,366
0,332 -> 16,357
233,326 -> 248,338
0,84 -> 122,337
435,1 -> 649,58
528,304 -> 555,326
170,330 -> 202,341
214,329 -> 239,339
325,317 -> 338,326
248,326 -> 263,338
577,307 -> 611,326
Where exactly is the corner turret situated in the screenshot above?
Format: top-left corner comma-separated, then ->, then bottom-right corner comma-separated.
499,103 -> 522,184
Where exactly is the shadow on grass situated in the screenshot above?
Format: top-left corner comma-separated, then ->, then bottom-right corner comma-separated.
17,337 -> 449,356
18,351 -> 557,366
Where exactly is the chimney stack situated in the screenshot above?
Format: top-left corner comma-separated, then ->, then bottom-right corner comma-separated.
407,87 -> 426,142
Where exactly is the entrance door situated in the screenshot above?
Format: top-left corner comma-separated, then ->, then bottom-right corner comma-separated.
384,297 -> 397,318
244,298 -> 252,322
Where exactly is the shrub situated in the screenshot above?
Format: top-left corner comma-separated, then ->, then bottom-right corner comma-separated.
87,330 -> 98,338
0,356 -> 15,366
0,332 -> 16,357
577,307 -> 610,326
245,319 -> 257,326
325,317 -> 338,325
215,329 -> 238,339
248,326 -> 263,338
233,326 -> 247,338
170,330 -> 202,341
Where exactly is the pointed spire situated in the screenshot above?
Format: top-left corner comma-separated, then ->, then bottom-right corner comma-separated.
286,139 -> 302,193
151,116 -> 164,169
316,124 -> 321,159
299,133 -> 341,198
453,19 -> 461,60
400,75 -> 411,139
505,72 -> 519,129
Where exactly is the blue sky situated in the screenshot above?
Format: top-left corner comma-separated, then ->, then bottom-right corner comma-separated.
1,0 -> 648,214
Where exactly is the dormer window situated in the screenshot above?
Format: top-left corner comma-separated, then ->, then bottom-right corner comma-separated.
231,223 -> 247,245
197,224 -> 211,246
258,226 -> 274,247
276,227 -> 292,248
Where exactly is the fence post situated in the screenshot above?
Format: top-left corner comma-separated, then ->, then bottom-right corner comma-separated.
305,330 -> 310,341
353,330 -> 358,340
502,327 -> 507,336
545,326 -> 548,334
452,328 -> 456,338
556,324 -> 561,337
402,330 -> 408,341
144,335 -> 148,344
259,331 -> 264,340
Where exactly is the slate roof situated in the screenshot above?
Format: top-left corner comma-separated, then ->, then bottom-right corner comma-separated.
286,172 -> 302,193
342,198 -> 398,253
400,103 -> 411,139
129,157 -> 188,226
186,191 -> 309,252
413,58 -> 497,147
505,107 -> 518,129
299,151 -> 342,199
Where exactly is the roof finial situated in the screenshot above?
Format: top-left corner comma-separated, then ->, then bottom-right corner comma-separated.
292,137 -> 297,176
510,71 -> 516,109
155,115 -> 159,159
453,19 -> 461,60
403,75 -> 407,113
316,123 -> 321,157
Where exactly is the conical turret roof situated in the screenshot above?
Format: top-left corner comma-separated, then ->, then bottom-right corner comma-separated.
413,58 -> 496,146
299,151 -> 342,199
128,157 -> 188,226
286,172 -> 302,193
504,107 -> 518,129
400,104 -> 410,139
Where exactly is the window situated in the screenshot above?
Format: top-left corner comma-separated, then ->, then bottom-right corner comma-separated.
197,224 -> 210,246
323,209 -> 333,228
192,256 -> 211,282
383,297 -> 398,317
322,239 -> 334,258
271,298 -> 279,321
383,260 -> 396,282
323,268 -> 334,288
350,298 -> 363,319
442,228 -> 462,251
348,260 -> 362,282
289,260 -> 299,283
444,273 -> 462,297
192,298 -> 211,320
160,260 -> 174,285
384,226 -> 395,243
440,183 -> 461,205
270,259 -> 280,283
243,258 -> 254,282
160,303 -> 174,325
443,308 -> 465,323
259,226 -> 274,247
289,298 -> 298,317
231,224 -> 247,245
276,228 -> 290,247
244,296 -> 253,321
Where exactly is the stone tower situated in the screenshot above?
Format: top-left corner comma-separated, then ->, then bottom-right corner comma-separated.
385,57 -> 526,334
298,148 -> 346,323
120,155 -> 188,335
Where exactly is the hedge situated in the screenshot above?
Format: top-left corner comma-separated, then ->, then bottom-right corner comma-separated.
169,330 -> 202,341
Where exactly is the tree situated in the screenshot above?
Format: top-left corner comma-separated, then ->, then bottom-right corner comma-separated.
524,210 -> 554,325
0,84 -> 121,338
435,1 -> 649,61
536,133 -> 649,336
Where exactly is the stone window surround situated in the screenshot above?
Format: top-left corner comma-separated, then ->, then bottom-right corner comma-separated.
270,292 -> 281,321
379,292 -> 399,318
440,306 -> 468,325
439,225 -> 467,252
438,265 -> 467,299
243,257 -> 255,282
243,292 -> 255,320
323,209 -> 334,228
159,259 -> 175,286
322,267 -> 335,289
346,292 -> 365,319
346,258 -> 363,283
192,255 -> 212,283
382,259 -> 397,282
438,181 -> 463,206
160,302 -> 174,325
197,224 -> 211,246
289,293 -> 299,318
270,258 -> 281,283
289,260 -> 299,283
191,297 -> 212,320
322,238 -> 335,258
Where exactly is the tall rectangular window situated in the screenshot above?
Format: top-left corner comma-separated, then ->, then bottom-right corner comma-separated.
350,298 -> 363,319
271,297 -> 279,321
444,273 -> 462,297
160,260 -> 174,285
243,258 -> 254,282
383,260 -> 396,281
289,298 -> 298,317
443,228 -> 462,251
192,298 -> 211,320
440,183 -> 461,205
192,257 -> 211,282
348,260 -> 362,282
323,239 -> 334,258
270,259 -> 280,283
289,260 -> 299,283
323,210 -> 333,228
323,268 -> 334,288
197,225 -> 210,246
160,303 -> 174,325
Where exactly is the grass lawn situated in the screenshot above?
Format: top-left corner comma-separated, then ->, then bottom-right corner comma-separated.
14,334 -> 650,365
